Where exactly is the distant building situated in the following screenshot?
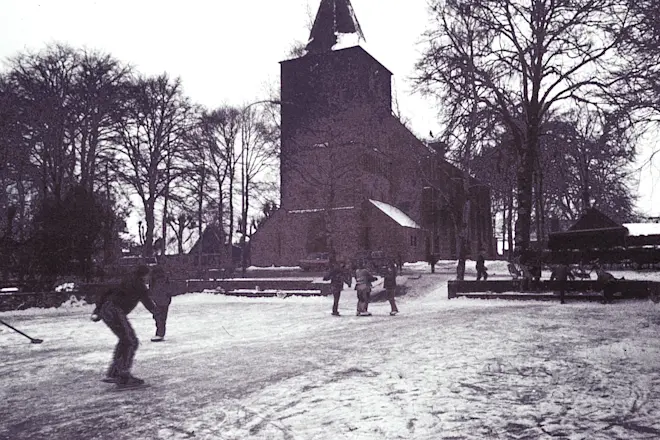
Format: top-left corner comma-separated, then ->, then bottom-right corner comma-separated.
250,0 -> 494,266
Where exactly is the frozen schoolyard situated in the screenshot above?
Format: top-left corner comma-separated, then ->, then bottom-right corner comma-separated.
1,264 -> 660,440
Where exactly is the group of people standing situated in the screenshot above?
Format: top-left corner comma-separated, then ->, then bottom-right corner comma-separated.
324,259 -> 399,317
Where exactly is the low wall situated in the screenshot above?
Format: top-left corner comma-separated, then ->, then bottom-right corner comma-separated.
187,279 -> 331,296
0,278 -> 329,311
448,279 -> 660,301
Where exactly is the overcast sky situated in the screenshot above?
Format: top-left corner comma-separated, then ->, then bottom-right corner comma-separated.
0,0 -> 658,218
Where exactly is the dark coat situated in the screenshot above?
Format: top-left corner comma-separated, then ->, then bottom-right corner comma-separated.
476,255 -> 486,271
550,265 -> 575,282
97,273 -> 156,315
149,266 -> 173,306
383,265 -> 397,289
323,267 -> 352,289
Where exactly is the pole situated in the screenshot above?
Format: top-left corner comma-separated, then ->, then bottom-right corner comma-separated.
0,319 -> 43,343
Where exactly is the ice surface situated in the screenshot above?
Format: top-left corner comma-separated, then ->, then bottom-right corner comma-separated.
1,265 -> 660,439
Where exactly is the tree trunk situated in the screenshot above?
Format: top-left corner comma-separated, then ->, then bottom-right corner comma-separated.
144,200 -> 155,257
177,219 -> 185,255
240,160 -> 248,275
507,185 -> 514,260
161,171 -> 169,256
514,145 -> 534,257
228,165 -> 235,247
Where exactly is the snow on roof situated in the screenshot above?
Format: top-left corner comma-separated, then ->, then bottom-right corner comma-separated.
288,206 -> 355,214
332,32 -> 363,51
369,199 -> 421,229
624,223 -> 660,236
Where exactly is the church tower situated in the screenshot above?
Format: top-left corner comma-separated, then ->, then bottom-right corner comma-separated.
279,0 -> 393,209
249,0 -> 495,267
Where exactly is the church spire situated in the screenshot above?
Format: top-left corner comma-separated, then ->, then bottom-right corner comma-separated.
305,0 -> 366,54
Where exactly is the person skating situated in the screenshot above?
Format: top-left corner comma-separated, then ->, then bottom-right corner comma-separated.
149,264 -> 172,342
596,266 -> 624,304
92,264 -> 156,388
550,263 -> 574,304
476,250 -> 488,281
354,261 -> 377,316
383,260 -> 399,316
323,260 -> 352,316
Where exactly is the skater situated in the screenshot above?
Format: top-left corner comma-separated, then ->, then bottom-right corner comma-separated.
323,260 -> 352,316
354,261 -> 377,316
396,253 -> 403,274
149,265 -> 172,342
92,264 -> 156,388
550,263 -> 574,304
383,260 -> 399,316
476,249 -> 488,281
596,266 -> 623,304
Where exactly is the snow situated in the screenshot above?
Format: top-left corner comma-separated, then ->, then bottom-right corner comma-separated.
624,223 -> 660,236
2,267 -> 660,439
369,199 -> 422,229
288,206 -> 355,214
246,265 -> 303,271
332,32 -> 363,51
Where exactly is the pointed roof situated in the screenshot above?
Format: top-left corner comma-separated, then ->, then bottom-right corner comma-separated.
568,208 -> 622,232
189,224 -> 225,255
305,0 -> 366,54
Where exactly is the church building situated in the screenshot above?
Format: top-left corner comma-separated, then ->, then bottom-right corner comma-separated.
250,0 -> 494,266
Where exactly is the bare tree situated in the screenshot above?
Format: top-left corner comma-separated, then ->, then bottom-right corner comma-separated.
113,74 -> 191,256
199,106 -> 242,246
414,0 -> 499,278
417,0 -> 634,256
238,104 -> 279,272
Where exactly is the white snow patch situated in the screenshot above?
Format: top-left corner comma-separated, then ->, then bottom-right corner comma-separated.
55,282 -> 77,292
246,265 -> 302,271
288,206 -> 354,214
369,199 -> 421,229
332,32 -> 362,51
624,222 -> 660,236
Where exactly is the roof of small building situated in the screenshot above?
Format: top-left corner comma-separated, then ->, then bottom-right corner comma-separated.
568,208 -> 622,231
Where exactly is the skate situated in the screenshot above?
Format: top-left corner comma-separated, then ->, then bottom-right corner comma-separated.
390,311 -> 398,316
101,375 -> 119,384
150,335 -> 164,342
112,375 -> 150,391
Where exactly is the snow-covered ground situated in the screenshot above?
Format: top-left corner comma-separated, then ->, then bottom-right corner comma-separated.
1,269 -> 660,440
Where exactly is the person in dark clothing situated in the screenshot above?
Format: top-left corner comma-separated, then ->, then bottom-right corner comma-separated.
596,267 -> 623,304
427,253 -> 438,274
354,262 -> 377,316
476,250 -> 488,281
383,260 -> 399,316
323,261 -> 352,316
149,265 -> 172,342
92,265 -> 156,387
550,264 -> 575,304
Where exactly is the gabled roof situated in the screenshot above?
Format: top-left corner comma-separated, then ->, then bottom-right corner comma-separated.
305,0 -> 366,54
369,199 -> 421,229
568,208 -> 622,231
188,224 -> 225,255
